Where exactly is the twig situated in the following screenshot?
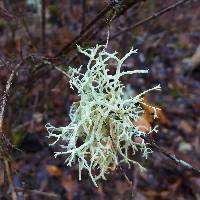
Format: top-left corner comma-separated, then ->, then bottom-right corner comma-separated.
55,2 -> 114,57
131,166 -> 138,199
1,3 -> 37,54
29,189 -> 59,198
80,2 -> 114,35
30,1 -> 141,75
55,0 -> 142,57
0,62 -> 21,131
5,160 -> 17,200
0,63 -> 21,200
140,135 -> 200,175
29,0 -> 192,77
0,69 -> 16,131
21,17 -> 38,51
106,0 -> 192,42
54,66 -> 71,79
14,188 -> 60,199
119,165 -> 132,185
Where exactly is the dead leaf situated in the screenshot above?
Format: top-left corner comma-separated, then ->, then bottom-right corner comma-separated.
46,165 -> 62,176
157,109 -> 170,125
134,115 -> 151,133
142,96 -> 170,125
134,96 -> 169,134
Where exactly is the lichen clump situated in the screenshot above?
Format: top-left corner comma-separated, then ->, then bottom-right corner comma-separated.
46,44 -> 161,186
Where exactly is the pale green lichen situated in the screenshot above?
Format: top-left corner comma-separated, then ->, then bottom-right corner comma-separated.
46,44 -> 161,186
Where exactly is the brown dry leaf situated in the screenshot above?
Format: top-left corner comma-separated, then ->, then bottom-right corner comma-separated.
46,165 -> 62,176
142,96 -> 170,125
133,96 -> 169,142
133,96 -> 156,134
134,115 -> 152,133
142,96 -> 155,122
157,109 -> 170,125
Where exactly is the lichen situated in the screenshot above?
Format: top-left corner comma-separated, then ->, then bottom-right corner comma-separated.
46,44 -> 161,186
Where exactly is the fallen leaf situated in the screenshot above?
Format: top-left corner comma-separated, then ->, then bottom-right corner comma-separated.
134,96 -> 169,134
46,165 -> 62,176
157,109 -> 170,125
142,96 -> 170,125
134,115 -> 151,133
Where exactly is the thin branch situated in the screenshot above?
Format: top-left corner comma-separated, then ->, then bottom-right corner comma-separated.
5,160 -> 17,200
131,167 -> 138,199
140,135 -> 200,175
55,2 -> 114,57
21,17 -> 39,51
28,189 -> 60,198
55,0 -> 142,57
0,62 -> 21,200
118,165 -> 132,185
30,1 -> 142,75
54,66 -> 71,79
14,187 -> 60,199
107,0 -> 192,42
0,62 -> 21,132
0,69 -> 16,132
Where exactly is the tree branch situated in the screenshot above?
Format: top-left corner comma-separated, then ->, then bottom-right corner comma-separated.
55,0 -> 142,57
140,134 -> 200,175
107,0 -> 192,42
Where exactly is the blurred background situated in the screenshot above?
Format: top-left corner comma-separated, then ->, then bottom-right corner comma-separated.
0,0 -> 200,199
